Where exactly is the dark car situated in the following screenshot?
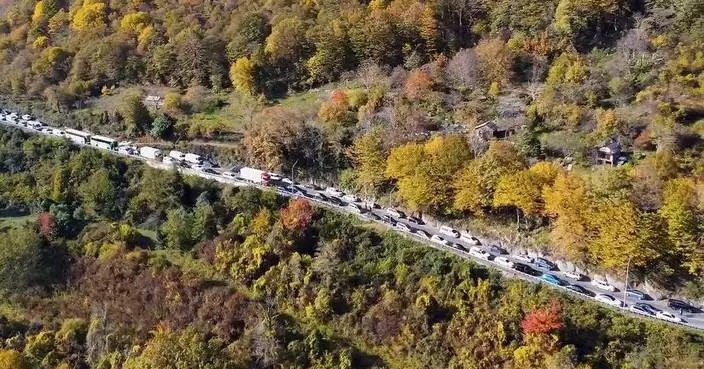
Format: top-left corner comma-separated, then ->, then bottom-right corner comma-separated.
535,257 -> 557,271
413,229 -> 432,240
633,302 -> 661,316
452,243 -> 468,252
380,215 -> 397,226
513,262 -> 539,276
668,299 -> 696,313
407,216 -> 425,225
489,244 -> 507,255
626,288 -> 647,301
363,212 -> 381,221
327,196 -> 347,206
566,284 -> 595,297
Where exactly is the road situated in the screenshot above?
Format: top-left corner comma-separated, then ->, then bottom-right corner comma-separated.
2,118 -> 703,332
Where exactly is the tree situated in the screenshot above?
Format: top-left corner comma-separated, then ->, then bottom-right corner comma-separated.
161,208 -> 194,250
229,57 -> 255,95
474,38 -> 513,84
446,48 -> 481,90
659,178 -> 701,274
150,114 -> 173,139
419,5 -> 438,54
37,212 -> 56,241
522,301 -> 562,336
192,201 -> 217,243
307,21 -> 353,84
71,0 -> 107,32
120,12 -> 151,34
79,169 -> 117,218
350,129 -> 387,196
0,227 -> 45,297
404,69 -> 433,100
265,17 -> 308,62
123,328 -> 235,369
280,198 -> 314,232
119,92 -> 151,135
494,170 -> 543,224
31,47 -> 72,83
0,350 -> 31,369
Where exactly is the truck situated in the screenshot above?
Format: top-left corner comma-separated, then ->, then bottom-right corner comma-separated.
184,153 -> 202,164
239,167 -> 270,185
139,146 -> 163,160
169,150 -> 186,161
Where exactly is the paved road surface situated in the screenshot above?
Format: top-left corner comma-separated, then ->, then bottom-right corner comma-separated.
2,118 -> 703,332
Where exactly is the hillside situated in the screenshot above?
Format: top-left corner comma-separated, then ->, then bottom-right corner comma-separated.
0,127 -> 702,368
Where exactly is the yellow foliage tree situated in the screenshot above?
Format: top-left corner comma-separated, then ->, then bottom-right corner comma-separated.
350,129 -> 387,196
0,350 -> 30,369
71,0 -> 107,32
543,172 -> 590,261
120,12 -> 150,33
229,57 -> 255,95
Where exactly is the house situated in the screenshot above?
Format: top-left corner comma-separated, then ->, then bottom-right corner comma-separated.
597,141 -> 621,166
474,121 -> 516,140
145,95 -> 163,108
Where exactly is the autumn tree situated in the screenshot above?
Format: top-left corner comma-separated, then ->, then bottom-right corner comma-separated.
404,69 -> 433,100
474,37 -> 513,84
522,301 -> 562,336
230,57 -> 256,95
542,171 -> 590,261
349,129 -> 387,196
659,178 -> 702,274
280,198 -> 314,232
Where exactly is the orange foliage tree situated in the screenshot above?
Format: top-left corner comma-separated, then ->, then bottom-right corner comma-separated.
521,301 -> 562,336
404,69 -> 433,101
280,198 -> 314,231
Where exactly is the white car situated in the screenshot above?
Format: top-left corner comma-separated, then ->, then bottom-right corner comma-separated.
562,270 -> 584,281
440,226 -> 460,238
395,222 -> 411,232
591,279 -> 617,292
347,203 -> 362,214
513,253 -> 534,264
656,311 -> 683,323
163,156 -> 178,165
430,234 -> 451,246
325,187 -> 344,197
222,171 -> 237,179
469,246 -> 491,260
385,208 -> 405,218
494,256 -> 514,268
595,293 -> 624,308
342,194 -> 361,203
629,305 -> 654,316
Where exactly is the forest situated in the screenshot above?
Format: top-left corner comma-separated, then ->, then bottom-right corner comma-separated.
0,126 -> 703,368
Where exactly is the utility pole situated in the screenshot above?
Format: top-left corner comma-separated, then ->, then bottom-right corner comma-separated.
623,256 -> 631,305
290,160 -> 298,191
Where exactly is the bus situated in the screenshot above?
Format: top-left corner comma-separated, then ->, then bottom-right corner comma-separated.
64,128 -> 91,145
89,135 -> 118,151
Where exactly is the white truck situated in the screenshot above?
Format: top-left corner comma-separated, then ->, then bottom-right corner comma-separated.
139,146 -> 163,160
169,150 -> 186,161
239,167 -> 270,185
184,153 -> 202,164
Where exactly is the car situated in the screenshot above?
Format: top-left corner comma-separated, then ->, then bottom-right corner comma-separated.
656,311 -> 684,323
326,196 -> 346,206
407,216 -> 425,225
222,171 -> 237,179
395,222 -> 412,232
414,229 -> 432,240
494,256 -> 514,268
595,293 -> 625,308
629,304 -> 655,316
625,288 -> 647,301
342,194 -> 361,203
469,246 -> 491,260
439,226 -> 460,238
324,187 -> 344,197
541,273 -> 566,286
363,201 -> 381,209
431,234 -> 451,246
489,244 -> 507,255
202,168 -> 217,174
513,253 -> 535,264
513,262 -> 539,276
268,173 -> 282,181
385,208 -> 406,218
633,302 -> 660,316
380,215 -> 397,226
591,279 -> 617,292
562,270 -> 584,281
667,299 -> 696,313
566,284 -> 594,296
347,203 -> 363,214
363,212 -> 381,221
460,232 -> 479,245
535,257 -> 557,270
452,243 -> 468,252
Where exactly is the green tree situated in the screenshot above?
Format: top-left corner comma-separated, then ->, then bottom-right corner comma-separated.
119,92 -> 151,135
0,227 -> 45,297
150,114 -> 173,139
192,201 -> 217,243
161,207 -> 194,250
79,168 -> 117,218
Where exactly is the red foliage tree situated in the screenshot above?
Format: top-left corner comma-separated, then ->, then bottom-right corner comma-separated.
37,212 -> 55,241
280,198 -> 314,231
521,301 -> 562,336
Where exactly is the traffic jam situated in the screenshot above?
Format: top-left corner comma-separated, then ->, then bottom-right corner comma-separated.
0,109 -> 701,330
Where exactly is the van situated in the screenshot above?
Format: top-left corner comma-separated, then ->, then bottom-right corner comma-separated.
440,226 -> 460,238
460,232 -> 480,245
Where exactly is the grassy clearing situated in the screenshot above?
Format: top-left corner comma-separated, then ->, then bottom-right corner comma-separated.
0,213 -> 36,231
